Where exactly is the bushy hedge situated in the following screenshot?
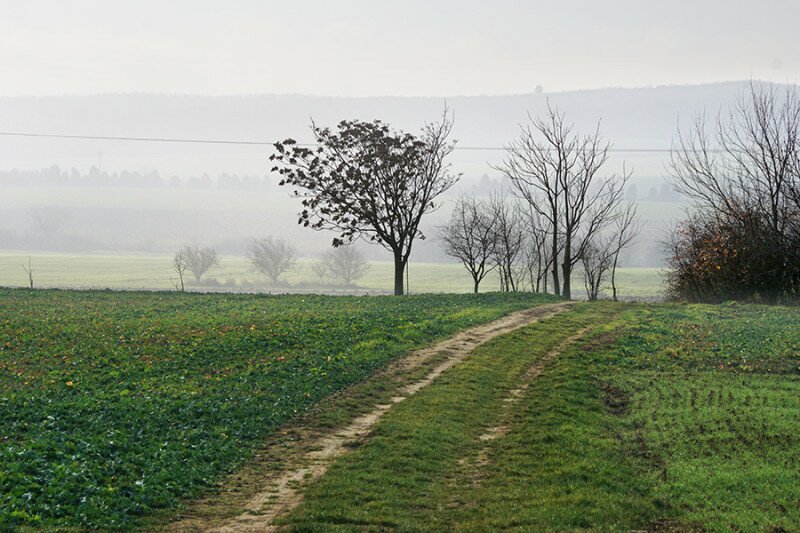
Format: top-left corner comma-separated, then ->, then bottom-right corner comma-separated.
665,207 -> 800,302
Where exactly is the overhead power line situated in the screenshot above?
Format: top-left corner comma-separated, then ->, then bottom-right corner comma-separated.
0,131 -> 284,146
0,130 -> 676,153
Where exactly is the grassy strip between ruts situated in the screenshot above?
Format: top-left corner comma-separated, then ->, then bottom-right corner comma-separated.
278,301 -> 800,531
0,289 -> 560,531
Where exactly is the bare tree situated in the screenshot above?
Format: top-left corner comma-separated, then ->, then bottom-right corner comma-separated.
21,256 -> 35,289
522,206 -> 557,293
671,81 -> 800,236
319,246 -> 370,285
179,245 -> 220,283
669,81 -> 800,299
581,238 -> 611,301
608,203 -> 642,301
580,202 -> 640,301
310,258 -> 328,284
560,143 -> 628,300
27,206 -> 70,242
581,240 -> 613,301
172,251 -> 189,292
247,237 -> 299,284
494,108 -> 567,295
495,105 -> 628,299
270,110 -> 459,295
489,194 -> 525,292
439,196 -> 497,293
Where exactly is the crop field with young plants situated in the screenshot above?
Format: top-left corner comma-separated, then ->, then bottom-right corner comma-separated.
2,288 -> 798,531
0,288 -> 558,530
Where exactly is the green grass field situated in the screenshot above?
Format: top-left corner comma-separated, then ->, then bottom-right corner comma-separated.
2,286 -> 795,531
0,251 -> 666,298
0,288 -> 557,530
279,302 -> 800,531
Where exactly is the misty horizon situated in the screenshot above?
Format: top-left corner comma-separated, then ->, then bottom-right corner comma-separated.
1,78 -> 788,100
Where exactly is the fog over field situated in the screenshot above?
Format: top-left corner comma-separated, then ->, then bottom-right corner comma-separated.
3,0 -> 798,294
0,83 -> 754,280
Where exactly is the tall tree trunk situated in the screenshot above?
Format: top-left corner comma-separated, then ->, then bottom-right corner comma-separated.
473,276 -> 480,294
393,250 -> 405,295
550,232 -> 560,296
611,256 -> 619,302
561,236 -> 572,300
562,264 -> 571,300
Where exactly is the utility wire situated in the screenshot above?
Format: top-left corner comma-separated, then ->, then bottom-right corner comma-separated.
0,131 -> 290,146
0,131 -> 677,153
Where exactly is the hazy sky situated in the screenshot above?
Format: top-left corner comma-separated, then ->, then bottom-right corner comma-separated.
2,0 -> 799,97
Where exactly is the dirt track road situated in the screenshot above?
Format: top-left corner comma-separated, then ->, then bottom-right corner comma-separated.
167,301 -> 575,532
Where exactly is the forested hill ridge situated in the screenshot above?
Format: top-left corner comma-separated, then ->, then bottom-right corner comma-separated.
0,81 -> 765,177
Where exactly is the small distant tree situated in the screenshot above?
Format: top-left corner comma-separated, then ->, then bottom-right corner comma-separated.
580,202 -> 641,301
490,194 -> 525,292
581,239 -> 613,301
21,256 -> 35,289
608,203 -> 642,301
522,206 -> 556,293
179,245 -> 220,283
172,250 -> 189,292
438,196 -> 497,293
247,237 -> 299,284
27,206 -> 70,242
321,246 -> 370,285
270,111 -> 459,295
310,258 -> 328,284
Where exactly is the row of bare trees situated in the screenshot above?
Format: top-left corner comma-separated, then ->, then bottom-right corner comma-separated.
440,106 -> 640,299
170,240 -> 369,291
493,106 -> 639,300
440,193 -> 639,299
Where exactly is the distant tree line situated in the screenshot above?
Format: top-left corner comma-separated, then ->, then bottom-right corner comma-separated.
626,182 -> 682,203
0,165 -> 272,190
